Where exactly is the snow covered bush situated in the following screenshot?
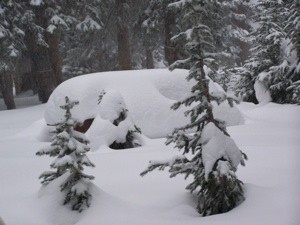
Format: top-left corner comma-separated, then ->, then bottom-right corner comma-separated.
141,0 -> 247,216
36,96 -> 95,212
98,90 -> 142,149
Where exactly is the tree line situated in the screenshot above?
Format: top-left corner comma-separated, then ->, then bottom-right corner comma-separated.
0,0 -> 299,110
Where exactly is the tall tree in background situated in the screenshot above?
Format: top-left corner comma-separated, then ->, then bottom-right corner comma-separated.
141,0 -> 246,216
0,0 -> 26,109
163,0 -> 179,65
234,0 -> 300,104
116,0 -> 132,70
284,0 -> 300,103
136,0 -> 179,67
63,0 -> 108,76
25,0 -> 72,102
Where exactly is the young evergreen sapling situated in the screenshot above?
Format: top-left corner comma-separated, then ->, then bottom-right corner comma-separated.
141,0 -> 247,216
36,96 -> 95,212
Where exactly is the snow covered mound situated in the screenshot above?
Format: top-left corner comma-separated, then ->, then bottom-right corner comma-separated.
45,69 -> 244,139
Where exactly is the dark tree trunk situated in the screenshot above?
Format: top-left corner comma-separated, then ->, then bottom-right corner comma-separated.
25,31 -> 56,103
116,0 -> 132,70
46,32 -> 63,86
146,47 -> 154,69
24,5 -> 56,103
164,10 -> 178,66
0,71 -> 16,110
143,31 -> 154,69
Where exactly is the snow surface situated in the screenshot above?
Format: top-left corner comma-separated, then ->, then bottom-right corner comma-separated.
0,70 -> 300,225
45,69 -> 244,139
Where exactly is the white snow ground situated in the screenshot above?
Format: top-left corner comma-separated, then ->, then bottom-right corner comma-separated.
0,69 -> 299,225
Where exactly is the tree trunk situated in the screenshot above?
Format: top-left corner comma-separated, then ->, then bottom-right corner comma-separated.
25,31 -> 56,103
46,32 -> 63,86
116,0 -> 132,70
164,10 -> 178,66
143,32 -> 154,69
146,47 -> 154,69
0,71 -> 16,110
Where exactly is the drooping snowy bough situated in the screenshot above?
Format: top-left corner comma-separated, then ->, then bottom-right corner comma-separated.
36,96 -> 95,212
141,0 -> 247,216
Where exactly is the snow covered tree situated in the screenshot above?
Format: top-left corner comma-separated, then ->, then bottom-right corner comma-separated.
0,0 -> 26,109
98,90 -> 142,150
235,0 -> 300,104
36,96 -> 95,212
62,0 -> 109,76
141,0 -> 247,216
284,0 -> 300,104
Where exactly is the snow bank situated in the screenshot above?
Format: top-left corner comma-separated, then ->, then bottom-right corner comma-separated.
45,69 -> 243,140
1,96 -> 300,224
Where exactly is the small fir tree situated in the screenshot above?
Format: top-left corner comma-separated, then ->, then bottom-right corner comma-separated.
141,0 -> 246,216
36,96 -> 95,212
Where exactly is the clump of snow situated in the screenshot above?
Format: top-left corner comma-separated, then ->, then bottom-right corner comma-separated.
254,78 -> 272,104
98,90 -> 125,123
86,90 -> 143,150
76,16 -> 102,32
45,69 -> 244,140
201,122 -> 243,179
30,0 -> 43,6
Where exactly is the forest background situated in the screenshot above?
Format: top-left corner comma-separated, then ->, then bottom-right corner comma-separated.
0,0 -> 299,109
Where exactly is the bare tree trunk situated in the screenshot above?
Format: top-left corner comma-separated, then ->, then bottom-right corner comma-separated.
24,4 -> 57,103
116,0 -> 132,70
25,31 -> 56,103
143,32 -> 154,69
0,71 -> 16,110
164,10 -> 178,66
46,32 -> 63,86
146,47 -> 154,69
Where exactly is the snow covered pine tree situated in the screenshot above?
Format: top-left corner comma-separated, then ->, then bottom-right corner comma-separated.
36,96 -> 95,212
141,0 -> 247,216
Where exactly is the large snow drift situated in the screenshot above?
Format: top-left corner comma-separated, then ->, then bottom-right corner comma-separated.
45,69 -> 244,139
0,67 -> 299,225
0,101 -> 299,225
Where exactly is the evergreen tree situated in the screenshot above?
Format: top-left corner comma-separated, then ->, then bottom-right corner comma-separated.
235,0 -> 300,104
0,0 -> 26,109
36,96 -> 95,212
141,0 -> 246,216
62,0 -> 109,77
284,0 -> 300,104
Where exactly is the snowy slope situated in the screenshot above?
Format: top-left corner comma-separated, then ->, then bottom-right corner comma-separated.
0,70 -> 299,225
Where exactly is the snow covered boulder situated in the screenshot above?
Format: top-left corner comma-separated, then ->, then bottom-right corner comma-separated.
45,69 -> 244,142
86,90 -> 142,150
